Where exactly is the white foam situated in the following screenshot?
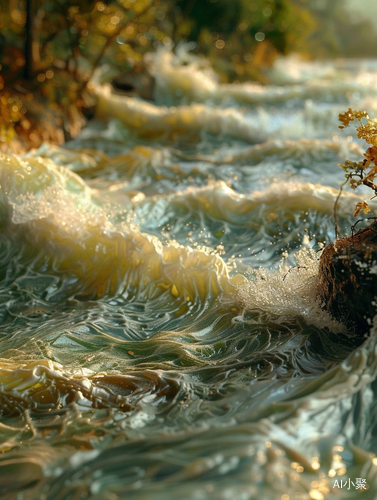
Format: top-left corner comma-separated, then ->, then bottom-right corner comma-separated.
237,248 -> 345,332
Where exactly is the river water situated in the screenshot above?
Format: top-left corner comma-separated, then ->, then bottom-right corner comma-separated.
1,50 -> 377,500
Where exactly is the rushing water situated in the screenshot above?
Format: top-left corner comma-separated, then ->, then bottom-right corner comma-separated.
1,51 -> 377,500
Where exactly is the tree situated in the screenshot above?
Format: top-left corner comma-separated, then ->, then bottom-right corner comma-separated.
319,109 -> 377,334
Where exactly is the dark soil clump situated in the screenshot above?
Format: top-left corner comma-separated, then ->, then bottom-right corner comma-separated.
318,222 -> 377,334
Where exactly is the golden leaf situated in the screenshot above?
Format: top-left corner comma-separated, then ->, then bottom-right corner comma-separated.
338,108 -> 368,129
353,201 -> 371,217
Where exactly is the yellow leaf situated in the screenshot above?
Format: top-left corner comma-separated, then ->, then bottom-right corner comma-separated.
353,201 -> 371,217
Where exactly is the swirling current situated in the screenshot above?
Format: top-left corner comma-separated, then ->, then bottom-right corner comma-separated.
1,52 -> 377,500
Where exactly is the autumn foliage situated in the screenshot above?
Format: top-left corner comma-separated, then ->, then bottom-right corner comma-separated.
338,108 -> 377,217
2,1 -> 377,152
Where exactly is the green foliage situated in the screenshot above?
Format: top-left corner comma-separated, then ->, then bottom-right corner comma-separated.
171,0 -> 318,82
309,0 -> 377,59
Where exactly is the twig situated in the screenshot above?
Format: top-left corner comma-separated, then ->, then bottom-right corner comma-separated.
78,3 -> 152,95
64,14 -> 80,81
351,217 -> 377,237
282,266 -> 308,281
334,178 -> 348,240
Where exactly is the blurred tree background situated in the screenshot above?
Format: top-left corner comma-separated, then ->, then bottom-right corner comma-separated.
1,0 -> 377,151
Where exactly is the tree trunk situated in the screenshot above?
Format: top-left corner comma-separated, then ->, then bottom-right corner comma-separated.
24,0 -> 33,80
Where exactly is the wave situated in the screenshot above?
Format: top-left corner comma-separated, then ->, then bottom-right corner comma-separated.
148,49 -> 377,106
3,52 -> 377,500
93,80 -> 267,144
